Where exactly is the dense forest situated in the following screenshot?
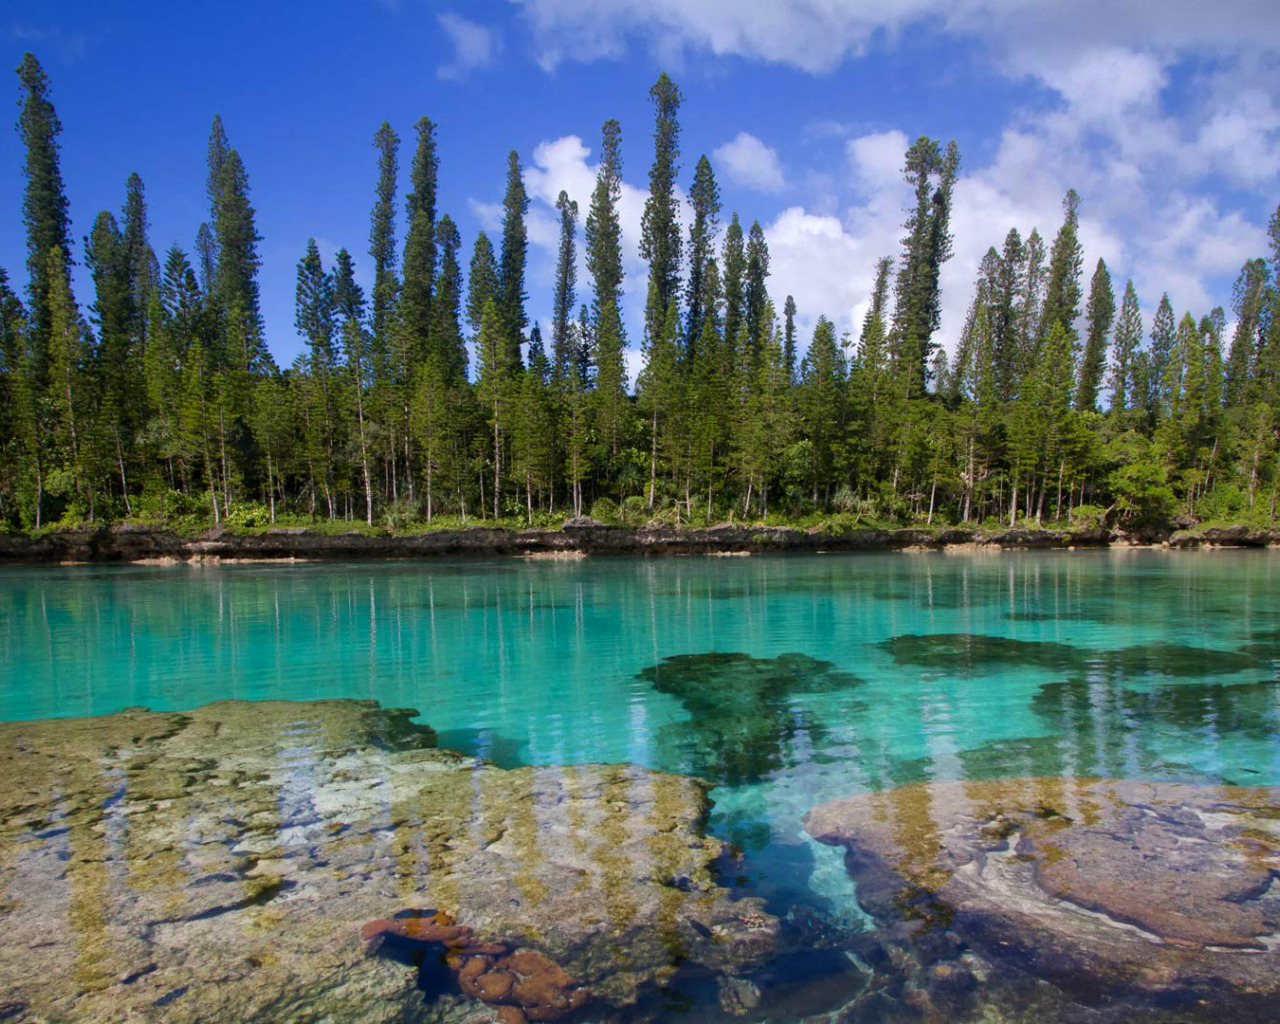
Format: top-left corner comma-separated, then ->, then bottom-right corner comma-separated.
2,53 -> 1279,534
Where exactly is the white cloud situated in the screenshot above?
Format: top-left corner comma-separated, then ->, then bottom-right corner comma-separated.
513,0 -> 1280,76
490,1 -> 1278,367
846,130 -> 908,193
437,12 -> 499,80
713,132 -> 786,193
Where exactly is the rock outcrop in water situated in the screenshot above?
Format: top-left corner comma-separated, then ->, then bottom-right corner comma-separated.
0,700 -> 777,1023
805,778 -> 1280,1013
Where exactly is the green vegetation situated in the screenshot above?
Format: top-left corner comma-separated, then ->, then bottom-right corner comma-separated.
1,54 -> 1278,536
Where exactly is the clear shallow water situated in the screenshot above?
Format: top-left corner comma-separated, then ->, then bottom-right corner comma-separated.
4,549 -> 1280,934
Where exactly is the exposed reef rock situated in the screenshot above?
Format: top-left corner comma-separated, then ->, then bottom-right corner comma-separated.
12,521 -> 1272,564
0,700 -> 776,1022
805,778 -> 1280,1012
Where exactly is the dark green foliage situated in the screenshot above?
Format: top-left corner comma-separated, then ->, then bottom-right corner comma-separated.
640,72 -> 683,342
892,137 -> 959,394
400,116 -> 438,365
17,52 -> 71,379
685,155 -> 720,355
745,220 -> 771,352
497,149 -> 528,367
722,214 -> 745,349
3,58 -> 1278,536
466,232 -> 499,338
1076,258 -> 1114,411
1040,189 -> 1084,347
551,191 -> 578,383
585,119 -> 624,321
782,294 -> 797,380
1109,280 -> 1142,412
369,121 -> 400,350
431,215 -> 466,382
211,149 -> 263,331
638,651 -> 862,785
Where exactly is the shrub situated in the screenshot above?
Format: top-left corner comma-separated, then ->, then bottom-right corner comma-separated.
590,497 -> 621,523
1069,504 -> 1106,530
225,502 -> 272,529
383,500 -> 419,531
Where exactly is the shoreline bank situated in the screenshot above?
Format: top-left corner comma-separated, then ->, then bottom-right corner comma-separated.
1,521 -> 1277,564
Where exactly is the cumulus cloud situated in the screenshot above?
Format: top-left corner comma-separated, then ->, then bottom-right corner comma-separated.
713,132 -> 786,193
512,0 -> 1279,76
437,12 -> 499,79
489,0 -> 1278,364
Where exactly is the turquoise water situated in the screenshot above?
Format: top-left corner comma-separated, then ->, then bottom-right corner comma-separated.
3,549 -> 1280,930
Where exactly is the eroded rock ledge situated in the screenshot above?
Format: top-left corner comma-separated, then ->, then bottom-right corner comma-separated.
805,778 -> 1280,1012
0,699 -> 777,1023
3,522 -> 1276,563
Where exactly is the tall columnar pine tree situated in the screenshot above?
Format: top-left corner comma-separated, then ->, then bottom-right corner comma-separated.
475,298 -> 512,519
17,52 -> 72,382
1109,280 -> 1143,413
11,58 -> 1280,532
122,173 -> 158,322
511,323 -> 557,520
799,316 -> 846,505
1040,190 -> 1084,348
585,120 -> 624,322
993,228 -> 1026,401
1149,294 -> 1177,417
722,215 -> 746,349
467,233 -> 499,339
1018,229 -> 1048,366
212,148 -> 267,372
294,238 -> 338,516
498,149 -> 529,369
892,137 -> 959,394
431,215 -> 466,383
551,191 -> 579,385
745,221 -> 771,354
45,247 -> 87,511
783,294 -> 798,381
640,72 -> 683,343
334,248 -> 374,525
401,116 -> 438,367
584,119 -> 628,458
685,155 -> 720,356
415,214 -> 469,521
1076,258 -> 1115,411
639,287 -> 683,508
369,121 -> 400,363
1225,258 -> 1270,406
85,208 -> 138,508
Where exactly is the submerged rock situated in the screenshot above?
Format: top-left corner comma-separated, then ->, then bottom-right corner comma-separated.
0,699 -> 777,1022
638,652 -> 863,786
805,778 -> 1280,1010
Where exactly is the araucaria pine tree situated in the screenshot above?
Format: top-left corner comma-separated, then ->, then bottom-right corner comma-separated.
3,56 -> 1279,534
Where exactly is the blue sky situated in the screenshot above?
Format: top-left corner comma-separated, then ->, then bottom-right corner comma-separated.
3,1 -> 1279,378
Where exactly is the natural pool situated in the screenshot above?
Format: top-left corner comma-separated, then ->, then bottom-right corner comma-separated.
1,550 -> 1278,1022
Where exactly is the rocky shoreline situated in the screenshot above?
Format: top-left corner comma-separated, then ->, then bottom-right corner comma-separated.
0,699 -> 778,1023
1,521 -> 1277,564
806,777 -> 1280,1020
1,699 -> 1277,1022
